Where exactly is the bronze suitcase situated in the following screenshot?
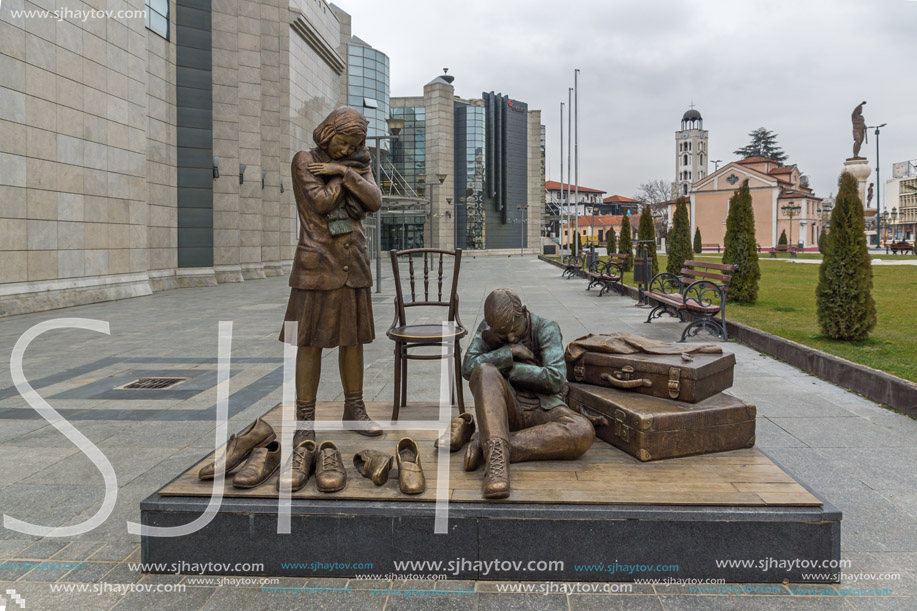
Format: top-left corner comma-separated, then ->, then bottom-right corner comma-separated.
566,382 -> 756,461
566,351 -> 735,403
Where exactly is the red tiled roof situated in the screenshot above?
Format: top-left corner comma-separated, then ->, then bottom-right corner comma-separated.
545,180 -> 606,194
574,215 -> 624,227
778,189 -> 821,201
769,167 -> 794,174
603,195 -> 640,204
736,157 -> 771,164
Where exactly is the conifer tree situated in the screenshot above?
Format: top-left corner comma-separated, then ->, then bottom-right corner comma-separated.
606,228 -> 616,256
667,198 -> 692,276
778,229 -> 788,245
817,227 -> 827,254
722,179 -> 761,303
694,227 -> 703,254
816,172 -> 876,340
618,214 -> 633,271
637,206 -> 659,277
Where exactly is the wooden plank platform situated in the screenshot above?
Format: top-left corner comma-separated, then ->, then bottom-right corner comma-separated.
159,402 -> 821,507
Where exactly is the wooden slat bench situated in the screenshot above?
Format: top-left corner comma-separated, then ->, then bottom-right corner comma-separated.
644,260 -> 738,342
702,243 -> 721,253
562,255 -> 586,278
768,244 -> 798,258
584,254 -> 628,296
885,241 -> 914,255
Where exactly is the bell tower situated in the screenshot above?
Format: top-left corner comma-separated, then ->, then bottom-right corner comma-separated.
675,104 -> 709,197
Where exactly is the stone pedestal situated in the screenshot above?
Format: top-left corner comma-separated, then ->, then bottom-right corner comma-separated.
843,157 -> 872,206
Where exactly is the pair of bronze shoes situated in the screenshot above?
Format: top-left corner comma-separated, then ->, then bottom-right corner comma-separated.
353,438 -> 425,494
435,413 -> 476,453
198,418 -> 282,489
279,439 -> 347,493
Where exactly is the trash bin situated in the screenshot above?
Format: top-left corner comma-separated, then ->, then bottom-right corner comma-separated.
633,256 -> 651,286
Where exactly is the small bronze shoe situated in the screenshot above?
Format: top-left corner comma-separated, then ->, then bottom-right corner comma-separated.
353,450 -> 394,486
315,441 -> 347,492
199,418 -> 276,480
434,413 -> 476,452
463,432 -> 483,472
277,440 -> 317,492
232,440 -> 282,489
396,438 -> 425,495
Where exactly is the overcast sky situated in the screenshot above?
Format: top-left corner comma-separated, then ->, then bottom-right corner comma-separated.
341,0 -> 917,201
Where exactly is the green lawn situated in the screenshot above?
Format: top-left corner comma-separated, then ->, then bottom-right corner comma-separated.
555,253 -> 917,382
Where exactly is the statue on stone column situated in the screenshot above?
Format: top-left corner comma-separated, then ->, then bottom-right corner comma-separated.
851,101 -> 867,158
461,289 -> 597,499
280,107 -> 384,471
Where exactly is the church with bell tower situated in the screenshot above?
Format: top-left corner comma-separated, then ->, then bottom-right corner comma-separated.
675,105 -> 709,197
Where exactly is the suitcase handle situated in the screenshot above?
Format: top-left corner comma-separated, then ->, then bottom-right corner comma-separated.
600,372 -> 653,389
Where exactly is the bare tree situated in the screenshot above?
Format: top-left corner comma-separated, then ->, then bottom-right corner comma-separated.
634,179 -> 673,240
634,179 -> 673,206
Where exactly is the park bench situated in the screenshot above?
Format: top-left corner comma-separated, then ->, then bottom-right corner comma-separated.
562,255 -> 586,278
644,260 -> 738,342
584,254 -> 628,296
885,241 -> 914,255
768,244 -> 798,258
702,243 -> 721,253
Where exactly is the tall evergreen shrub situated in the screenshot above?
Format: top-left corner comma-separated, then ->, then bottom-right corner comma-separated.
722,179 -> 761,303
618,214 -> 633,271
606,229 -> 616,256
816,172 -> 876,340
694,227 -> 703,254
667,198 -> 692,276
637,206 -> 659,277
778,229 -> 788,246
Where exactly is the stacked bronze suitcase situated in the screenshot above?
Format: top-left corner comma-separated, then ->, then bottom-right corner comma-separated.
565,346 -> 756,461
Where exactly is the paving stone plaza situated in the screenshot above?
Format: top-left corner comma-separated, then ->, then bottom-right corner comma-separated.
0,256 -> 915,610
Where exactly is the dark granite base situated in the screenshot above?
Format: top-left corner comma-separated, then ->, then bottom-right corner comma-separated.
140,495 -> 841,583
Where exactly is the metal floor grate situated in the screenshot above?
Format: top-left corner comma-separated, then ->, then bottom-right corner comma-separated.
121,377 -> 189,390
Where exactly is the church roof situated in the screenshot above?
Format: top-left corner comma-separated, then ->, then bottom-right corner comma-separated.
545,181 -> 606,194
682,108 -> 702,121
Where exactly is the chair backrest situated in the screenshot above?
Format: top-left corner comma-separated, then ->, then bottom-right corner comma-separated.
389,248 -> 462,327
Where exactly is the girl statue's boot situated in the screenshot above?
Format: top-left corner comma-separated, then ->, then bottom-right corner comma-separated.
293,399 -> 315,446
343,392 -> 383,437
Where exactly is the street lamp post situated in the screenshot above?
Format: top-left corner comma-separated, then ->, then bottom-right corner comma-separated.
366,117 -> 405,293
712,159 -> 723,172
517,205 -> 528,256
781,201 -> 801,247
868,123 -> 887,247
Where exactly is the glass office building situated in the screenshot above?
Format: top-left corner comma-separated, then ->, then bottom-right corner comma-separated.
455,102 -> 486,249
384,106 -> 427,251
346,43 -> 390,148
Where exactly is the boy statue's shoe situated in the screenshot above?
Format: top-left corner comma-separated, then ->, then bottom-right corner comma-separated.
232,440 -> 282,489
482,437 -> 511,499
434,413 -> 476,452
199,418 -> 275,480
277,439 -> 316,492
463,432 -> 483,472
396,437 -> 425,495
315,441 -> 347,492
353,450 -> 394,486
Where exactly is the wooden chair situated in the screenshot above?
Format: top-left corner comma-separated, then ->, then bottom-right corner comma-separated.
386,248 -> 468,421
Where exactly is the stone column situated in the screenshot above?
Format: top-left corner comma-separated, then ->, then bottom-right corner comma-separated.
423,79 -> 455,250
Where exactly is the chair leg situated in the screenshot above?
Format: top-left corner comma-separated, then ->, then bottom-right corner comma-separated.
400,353 -> 408,407
454,340 -> 466,415
392,342 -> 402,422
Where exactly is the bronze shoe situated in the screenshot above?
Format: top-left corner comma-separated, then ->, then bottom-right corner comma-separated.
343,393 -> 383,437
277,439 -> 316,492
199,418 -> 276,480
482,437 -> 511,499
315,440 -> 347,492
292,399 -> 316,446
463,432 -> 483,472
396,438 -> 425,495
232,440 -> 282,489
353,450 -> 394,486
434,413 -> 476,452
